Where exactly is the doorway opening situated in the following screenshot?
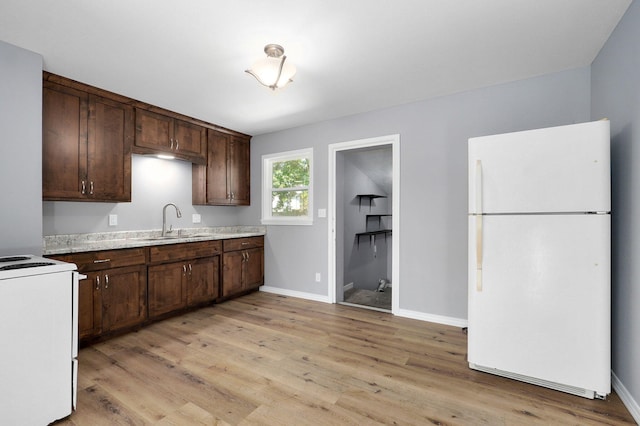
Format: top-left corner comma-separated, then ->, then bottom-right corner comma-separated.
327,135 -> 400,313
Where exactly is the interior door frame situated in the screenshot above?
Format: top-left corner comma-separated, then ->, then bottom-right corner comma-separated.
327,134 -> 400,312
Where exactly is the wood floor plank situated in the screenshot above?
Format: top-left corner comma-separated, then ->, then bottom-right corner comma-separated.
54,292 -> 636,425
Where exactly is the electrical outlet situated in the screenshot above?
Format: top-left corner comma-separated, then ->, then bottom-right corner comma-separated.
192,213 -> 201,224
315,272 -> 321,282
108,214 -> 118,226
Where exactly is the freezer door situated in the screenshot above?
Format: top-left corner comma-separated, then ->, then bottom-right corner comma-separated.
468,214 -> 610,395
468,120 -> 610,214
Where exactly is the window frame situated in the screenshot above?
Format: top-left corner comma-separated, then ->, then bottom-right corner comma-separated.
261,148 -> 313,226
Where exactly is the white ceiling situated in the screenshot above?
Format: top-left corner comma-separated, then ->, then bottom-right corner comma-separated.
0,0 -> 631,136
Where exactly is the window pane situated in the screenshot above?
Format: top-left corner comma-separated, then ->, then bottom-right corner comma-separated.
272,158 -> 310,189
271,190 -> 309,216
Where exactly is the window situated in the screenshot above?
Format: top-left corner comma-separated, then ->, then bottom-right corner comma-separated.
262,148 -> 313,225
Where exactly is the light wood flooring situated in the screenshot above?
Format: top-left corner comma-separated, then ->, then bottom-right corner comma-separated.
56,292 -> 635,425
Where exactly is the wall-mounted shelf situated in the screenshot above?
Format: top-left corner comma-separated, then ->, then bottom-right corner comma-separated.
355,229 -> 392,247
356,194 -> 386,211
366,214 -> 392,229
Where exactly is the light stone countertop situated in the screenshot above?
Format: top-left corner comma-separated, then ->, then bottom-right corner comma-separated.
43,226 -> 266,255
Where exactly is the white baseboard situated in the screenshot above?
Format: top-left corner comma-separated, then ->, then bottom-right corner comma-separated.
259,286 -> 332,303
612,371 -> 640,424
395,308 -> 468,328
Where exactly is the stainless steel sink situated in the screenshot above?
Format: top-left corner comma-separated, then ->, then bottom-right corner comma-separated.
129,236 -> 181,241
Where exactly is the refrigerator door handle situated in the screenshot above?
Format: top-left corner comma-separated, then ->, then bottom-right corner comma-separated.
476,160 -> 483,291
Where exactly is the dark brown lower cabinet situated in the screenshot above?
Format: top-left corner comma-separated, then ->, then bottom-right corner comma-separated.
188,257 -> 220,306
147,241 -> 221,320
95,265 -> 147,334
222,237 -> 264,298
148,261 -> 187,318
148,256 -> 219,319
50,237 -> 261,345
51,248 -> 148,343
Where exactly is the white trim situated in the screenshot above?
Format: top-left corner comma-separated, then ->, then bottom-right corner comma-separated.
261,148 -> 313,226
612,371 -> 640,424
395,308 -> 469,328
259,285 -> 332,303
327,134 -> 400,314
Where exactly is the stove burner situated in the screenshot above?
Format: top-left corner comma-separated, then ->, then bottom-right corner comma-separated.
0,256 -> 31,263
0,262 -> 55,271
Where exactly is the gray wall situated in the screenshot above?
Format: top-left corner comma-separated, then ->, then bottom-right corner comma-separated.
591,0 -> 640,413
43,155 -> 249,235
0,41 -> 43,255
244,66 -> 591,319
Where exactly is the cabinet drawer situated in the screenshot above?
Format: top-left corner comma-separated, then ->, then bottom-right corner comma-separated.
51,248 -> 147,272
149,240 -> 222,263
223,236 -> 264,252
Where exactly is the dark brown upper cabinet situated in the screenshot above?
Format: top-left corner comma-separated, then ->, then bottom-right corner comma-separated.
134,109 -> 207,164
43,81 -> 133,202
193,130 -> 250,206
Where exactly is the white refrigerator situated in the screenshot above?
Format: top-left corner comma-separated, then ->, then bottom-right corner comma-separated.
467,120 -> 611,399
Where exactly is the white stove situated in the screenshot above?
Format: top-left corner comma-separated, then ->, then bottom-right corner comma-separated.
0,254 -> 76,279
0,254 -> 79,424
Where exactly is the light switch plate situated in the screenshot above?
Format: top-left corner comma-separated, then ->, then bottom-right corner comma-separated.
192,213 -> 201,224
108,214 -> 118,226
318,208 -> 327,218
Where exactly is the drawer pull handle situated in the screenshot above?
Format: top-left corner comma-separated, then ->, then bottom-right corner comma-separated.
241,242 -> 249,246
104,274 -> 109,289
96,275 -> 100,290
93,259 -> 111,263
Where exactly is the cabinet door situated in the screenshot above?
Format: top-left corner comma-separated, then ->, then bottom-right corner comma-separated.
187,256 -> 219,306
173,119 -> 206,163
88,95 -> 133,201
79,272 -> 102,340
148,262 -> 187,318
101,265 -> 147,333
205,130 -> 231,204
135,109 -> 172,152
222,251 -> 244,297
229,136 -> 250,205
43,83 -> 88,200
244,248 -> 264,290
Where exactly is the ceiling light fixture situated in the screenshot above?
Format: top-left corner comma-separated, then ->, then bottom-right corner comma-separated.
245,44 -> 296,90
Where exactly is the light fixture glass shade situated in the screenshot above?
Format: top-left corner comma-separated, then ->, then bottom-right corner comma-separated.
246,44 -> 296,90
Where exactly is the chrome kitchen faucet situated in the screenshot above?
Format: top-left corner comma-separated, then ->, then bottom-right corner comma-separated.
162,203 -> 182,237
